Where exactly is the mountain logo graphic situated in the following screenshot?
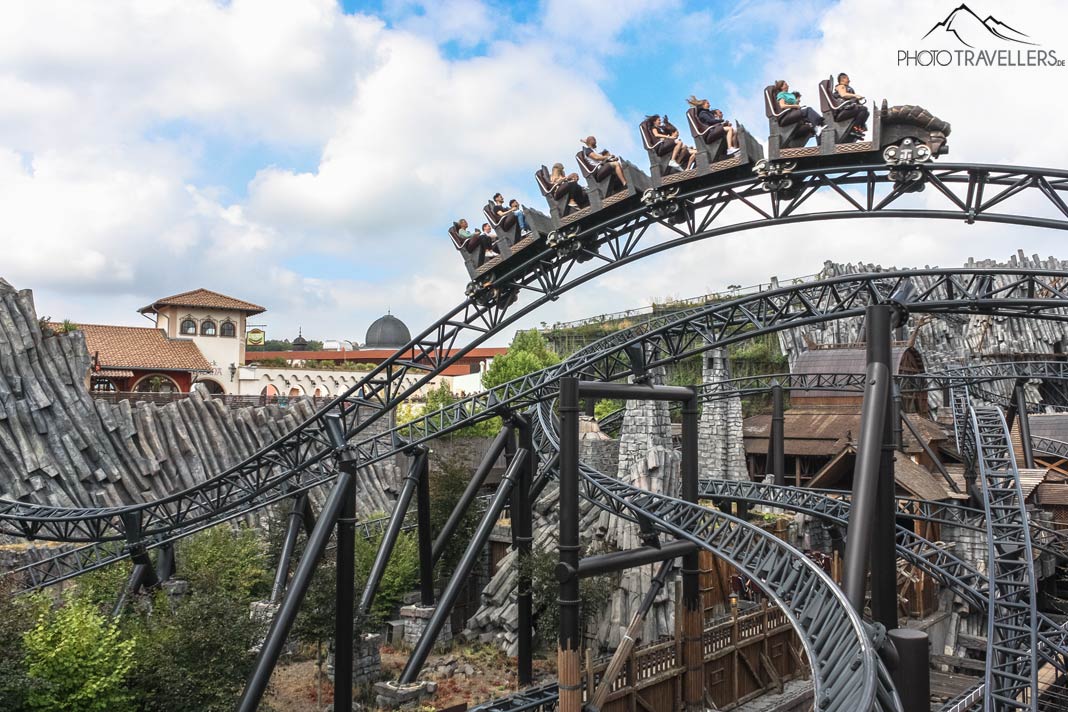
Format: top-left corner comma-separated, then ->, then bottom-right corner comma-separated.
922,3 -> 1037,48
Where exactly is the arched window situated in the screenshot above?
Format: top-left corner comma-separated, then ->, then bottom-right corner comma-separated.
133,375 -> 180,393
180,319 -> 197,335
200,320 -> 217,336
220,321 -> 236,338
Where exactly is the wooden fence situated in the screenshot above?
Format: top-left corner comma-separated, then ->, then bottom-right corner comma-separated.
583,602 -> 804,711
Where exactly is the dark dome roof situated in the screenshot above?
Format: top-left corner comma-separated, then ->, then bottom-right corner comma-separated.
365,314 -> 411,349
292,333 -> 308,351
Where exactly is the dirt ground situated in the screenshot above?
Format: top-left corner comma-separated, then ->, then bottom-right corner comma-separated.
266,643 -> 556,711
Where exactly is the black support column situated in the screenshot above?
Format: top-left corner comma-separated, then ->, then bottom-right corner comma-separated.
415,450 -> 434,606
769,380 -> 785,485
514,415 -> 535,686
557,377 -> 582,712
333,458 -> 358,712
1015,380 -> 1036,469
843,305 -> 893,619
681,386 -> 703,710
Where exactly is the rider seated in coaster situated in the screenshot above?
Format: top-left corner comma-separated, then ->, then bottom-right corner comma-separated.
687,96 -> 740,154
550,163 -> 590,209
451,218 -> 498,261
580,136 -> 627,189
642,114 -> 694,170
774,80 -> 823,129
490,193 -> 518,233
834,72 -> 869,134
508,199 -> 531,234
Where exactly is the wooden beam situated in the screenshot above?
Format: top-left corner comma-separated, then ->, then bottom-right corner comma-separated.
760,652 -> 784,693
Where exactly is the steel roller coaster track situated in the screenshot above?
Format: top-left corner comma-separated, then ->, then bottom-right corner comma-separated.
1,157 -> 1067,548
3,158 -> 1068,709
11,268 -> 1068,589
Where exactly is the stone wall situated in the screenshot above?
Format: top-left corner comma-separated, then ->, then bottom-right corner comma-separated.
698,349 -> 748,482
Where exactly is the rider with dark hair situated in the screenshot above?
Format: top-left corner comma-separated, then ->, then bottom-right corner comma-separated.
774,79 -> 823,129
643,114 -> 692,169
835,72 -> 869,135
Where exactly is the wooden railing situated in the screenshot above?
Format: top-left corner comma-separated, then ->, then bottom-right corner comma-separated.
583,601 -> 804,712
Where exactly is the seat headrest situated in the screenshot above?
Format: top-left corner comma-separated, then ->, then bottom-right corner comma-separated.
639,121 -> 655,149
764,86 -> 778,118
818,78 -> 833,113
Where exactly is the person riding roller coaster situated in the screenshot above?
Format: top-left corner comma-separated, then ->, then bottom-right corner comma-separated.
641,114 -> 696,171
774,79 -> 823,132
579,136 -> 628,190
834,73 -> 869,136
550,163 -> 590,210
686,96 -> 740,155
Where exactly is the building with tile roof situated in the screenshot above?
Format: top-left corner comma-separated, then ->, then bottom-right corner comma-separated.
55,323 -> 213,393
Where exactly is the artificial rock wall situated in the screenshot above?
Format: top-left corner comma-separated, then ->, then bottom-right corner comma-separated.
0,279 -> 398,534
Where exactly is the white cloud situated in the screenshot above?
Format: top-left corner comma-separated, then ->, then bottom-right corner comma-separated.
2,0 -> 1066,350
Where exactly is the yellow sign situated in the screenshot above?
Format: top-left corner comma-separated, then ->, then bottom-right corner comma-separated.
246,328 -> 265,346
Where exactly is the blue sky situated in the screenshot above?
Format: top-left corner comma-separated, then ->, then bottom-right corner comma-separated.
1,0 -> 1065,347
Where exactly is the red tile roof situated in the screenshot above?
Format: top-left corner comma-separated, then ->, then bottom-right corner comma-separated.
58,323 -> 213,372
139,288 -> 266,316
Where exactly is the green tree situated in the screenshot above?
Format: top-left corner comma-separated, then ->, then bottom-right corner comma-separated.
481,330 -> 561,390
429,453 -> 482,577
399,382 -> 498,438
23,597 -> 136,712
125,525 -> 268,712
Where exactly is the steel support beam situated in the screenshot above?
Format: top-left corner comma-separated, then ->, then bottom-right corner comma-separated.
770,381 -> 785,486
681,386 -> 703,710
843,305 -> 892,617
514,416 -> 535,686
1016,380 -> 1036,469
270,493 -> 309,604
398,449 -> 527,684
558,377 -> 582,712
577,540 -> 698,578
432,424 -> 514,565
333,459 -> 358,712
888,628 -> 930,712
415,451 -> 434,606
357,448 -> 425,618
237,469 -> 354,712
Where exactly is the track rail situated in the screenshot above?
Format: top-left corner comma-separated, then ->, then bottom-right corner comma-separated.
10,269 -> 1068,590
970,405 -> 1039,711
531,401 -> 899,712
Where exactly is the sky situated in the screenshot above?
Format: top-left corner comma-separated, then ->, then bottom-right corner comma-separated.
0,0 -> 1064,347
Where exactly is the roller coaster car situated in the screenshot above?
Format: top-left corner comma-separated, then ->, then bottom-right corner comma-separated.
462,205 -> 554,301
879,100 -> 951,163
685,108 -> 764,176
764,85 -> 817,158
817,77 -> 867,146
575,150 -> 651,212
534,165 -> 591,226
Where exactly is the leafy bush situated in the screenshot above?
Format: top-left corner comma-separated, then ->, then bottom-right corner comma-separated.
178,524 -> 269,601
517,546 -> 612,652
126,590 -> 260,712
429,452 -> 483,577
23,597 -> 136,712
354,529 -> 420,625
0,578 -> 49,712
481,330 -> 560,390
398,382 -> 499,438
593,398 -> 623,421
